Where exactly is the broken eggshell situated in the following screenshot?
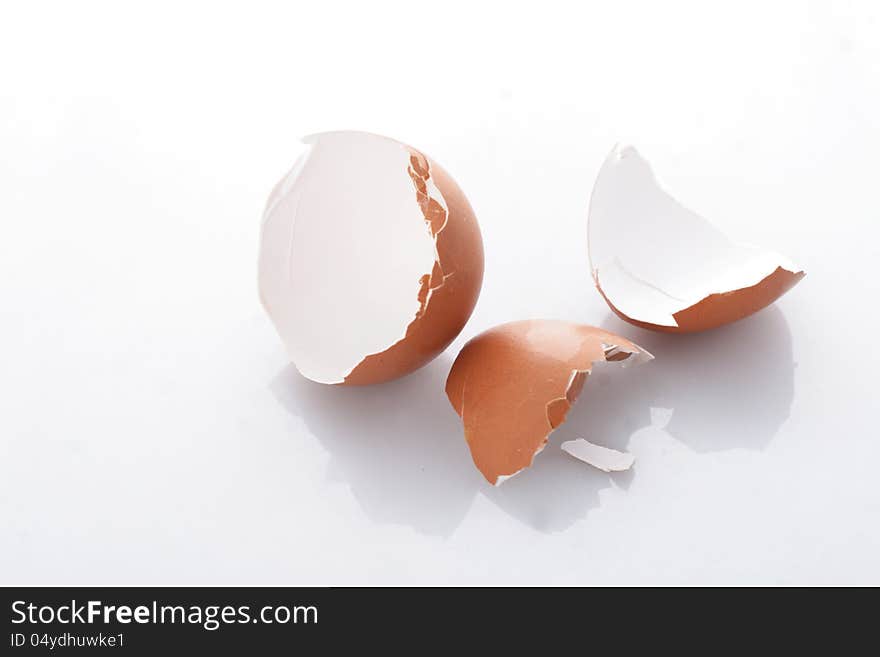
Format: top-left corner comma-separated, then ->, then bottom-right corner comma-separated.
560,438 -> 634,473
445,320 -> 652,485
259,131 -> 484,385
588,145 -> 805,333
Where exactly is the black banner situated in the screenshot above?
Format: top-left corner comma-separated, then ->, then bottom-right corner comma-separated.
0,586 -> 869,652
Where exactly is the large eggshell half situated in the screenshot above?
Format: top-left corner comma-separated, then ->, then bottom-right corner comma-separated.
259,131 -> 484,385
445,320 -> 652,485
588,145 -> 804,333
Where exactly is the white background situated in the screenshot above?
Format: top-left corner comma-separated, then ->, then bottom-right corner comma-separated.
2,0 -> 878,585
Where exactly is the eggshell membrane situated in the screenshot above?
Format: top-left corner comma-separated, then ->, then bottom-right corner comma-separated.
445,320 -> 651,485
345,149 -> 484,384
600,266 -> 806,333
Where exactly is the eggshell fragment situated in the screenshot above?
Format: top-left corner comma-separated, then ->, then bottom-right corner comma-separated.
560,439 -> 634,473
445,320 -> 652,485
588,145 -> 804,333
259,131 -> 483,385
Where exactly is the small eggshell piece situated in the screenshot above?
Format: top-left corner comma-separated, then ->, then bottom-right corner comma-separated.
561,439 -> 635,472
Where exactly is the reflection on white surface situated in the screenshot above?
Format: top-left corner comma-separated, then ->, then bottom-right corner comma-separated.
273,358 -> 627,534
269,305 -> 794,535
589,306 -> 795,455
271,358 -> 481,537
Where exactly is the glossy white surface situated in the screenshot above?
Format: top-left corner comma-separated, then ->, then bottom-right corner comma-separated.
2,0 -> 878,585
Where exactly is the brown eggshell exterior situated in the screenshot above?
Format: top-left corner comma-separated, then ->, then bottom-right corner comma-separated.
598,266 -> 805,334
445,320 -> 647,485
343,147 -> 484,385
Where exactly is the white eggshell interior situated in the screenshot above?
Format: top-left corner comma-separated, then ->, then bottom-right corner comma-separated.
561,438 -> 634,473
259,131 -> 438,384
588,145 -> 798,327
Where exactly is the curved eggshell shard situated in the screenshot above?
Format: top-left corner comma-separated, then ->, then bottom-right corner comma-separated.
445,320 -> 651,485
345,149 -> 484,384
588,145 -> 804,333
